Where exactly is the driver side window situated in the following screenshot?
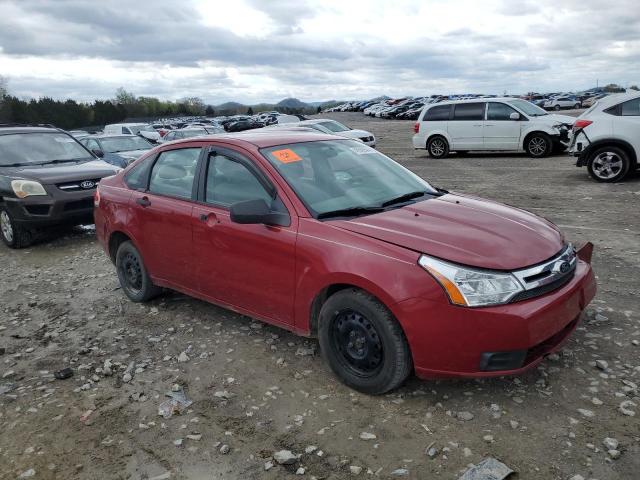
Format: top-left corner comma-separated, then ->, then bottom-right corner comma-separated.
206,155 -> 272,207
487,103 -> 518,121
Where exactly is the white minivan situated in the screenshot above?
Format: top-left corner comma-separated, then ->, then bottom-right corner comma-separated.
412,98 -> 575,158
104,123 -> 161,143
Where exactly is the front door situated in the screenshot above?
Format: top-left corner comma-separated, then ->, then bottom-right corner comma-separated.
192,148 -> 297,326
129,146 -> 201,287
483,102 -> 523,150
448,102 -> 486,150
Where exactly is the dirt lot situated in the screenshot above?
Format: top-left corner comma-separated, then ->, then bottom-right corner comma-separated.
1,112 -> 639,480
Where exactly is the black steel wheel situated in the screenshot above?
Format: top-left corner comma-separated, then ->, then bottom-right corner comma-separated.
318,288 -> 412,394
115,241 -> 161,302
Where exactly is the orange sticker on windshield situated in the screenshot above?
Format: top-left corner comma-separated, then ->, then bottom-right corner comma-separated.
272,148 -> 302,164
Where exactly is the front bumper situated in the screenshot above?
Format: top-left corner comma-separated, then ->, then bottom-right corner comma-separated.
395,244 -> 597,378
3,188 -> 96,228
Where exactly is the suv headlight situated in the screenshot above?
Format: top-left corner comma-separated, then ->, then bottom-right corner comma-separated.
11,180 -> 48,198
418,255 -> 524,307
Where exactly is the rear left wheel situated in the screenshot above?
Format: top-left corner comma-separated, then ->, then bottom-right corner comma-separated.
115,241 -> 161,302
318,288 -> 412,395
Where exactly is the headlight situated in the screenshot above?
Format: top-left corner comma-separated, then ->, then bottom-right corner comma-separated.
418,255 -> 524,307
11,180 -> 48,198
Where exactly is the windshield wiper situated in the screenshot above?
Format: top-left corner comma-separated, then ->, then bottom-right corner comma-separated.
1,162 -> 32,167
317,205 -> 385,220
36,158 -> 88,165
381,191 -> 431,208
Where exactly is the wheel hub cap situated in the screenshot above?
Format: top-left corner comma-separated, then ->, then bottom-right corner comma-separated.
0,211 -> 13,243
332,311 -> 383,375
592,152 -> 622,179
122,253 -> 142,291
431,140 -> 445,156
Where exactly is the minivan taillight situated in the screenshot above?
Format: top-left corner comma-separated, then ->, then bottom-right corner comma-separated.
573,119 -> 592,132
413,122 -> 420,134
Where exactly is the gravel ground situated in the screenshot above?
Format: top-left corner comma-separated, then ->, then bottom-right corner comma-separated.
1,112 -> 639,480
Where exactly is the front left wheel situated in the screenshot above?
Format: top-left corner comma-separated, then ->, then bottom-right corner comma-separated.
318,289 -> 412,395
115,241 -> 161,302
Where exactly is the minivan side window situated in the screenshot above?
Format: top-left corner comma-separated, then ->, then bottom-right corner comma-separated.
205,155 -> 272,206
621,98 -> 640,116
148,148 -> 200,199
453,103 -> 485,121
487,103 -> 518,121
424,105 -> 451,121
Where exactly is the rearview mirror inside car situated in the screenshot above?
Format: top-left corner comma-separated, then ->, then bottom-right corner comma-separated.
91,149 -> 104,158
230,198 -> 290,227
509,112 -> 520,120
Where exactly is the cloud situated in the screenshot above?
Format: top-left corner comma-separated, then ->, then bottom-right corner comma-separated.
0,0 -> 638,103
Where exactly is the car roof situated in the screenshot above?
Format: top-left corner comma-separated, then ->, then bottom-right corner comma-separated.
430,97 -> 522,106
166,130 -> 339,149
0,125 -> 62,135
86,134 -> 141,139
594,91 -> 640,109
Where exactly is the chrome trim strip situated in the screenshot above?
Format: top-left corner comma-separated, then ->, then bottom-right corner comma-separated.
512,244 -> 576,291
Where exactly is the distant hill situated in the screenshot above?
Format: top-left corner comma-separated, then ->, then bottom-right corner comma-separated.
276,97 -> 308,108
216,101 -> 244,110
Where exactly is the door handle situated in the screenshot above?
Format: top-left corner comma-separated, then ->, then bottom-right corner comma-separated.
136,196 -> 151,207
199,212 -> 218,225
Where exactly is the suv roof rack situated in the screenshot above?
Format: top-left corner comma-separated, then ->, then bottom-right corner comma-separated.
0,123 -> 58,128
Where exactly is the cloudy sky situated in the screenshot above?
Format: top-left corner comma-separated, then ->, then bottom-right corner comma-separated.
0,0 -> 638,104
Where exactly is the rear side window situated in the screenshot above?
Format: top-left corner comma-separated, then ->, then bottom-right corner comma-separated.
453,103 -> 485,121
487,103 -> 518,121
621,98 -> 640,116
424,104 -> 451,121
148,148 -> 200,199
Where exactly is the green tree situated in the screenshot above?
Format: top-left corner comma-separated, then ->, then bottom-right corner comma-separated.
630,85 -> 639,91
205,105 -> 215,116
246,106 -> 254,115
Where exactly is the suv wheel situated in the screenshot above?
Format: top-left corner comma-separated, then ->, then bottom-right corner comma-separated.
587,146 -> 631,182
0,207 -> 32,249
554,105 -> 561,111
318,288 -> 412,395
115,241 -> 161,302
574,103 -> 581,109
525,133 -> 552,158
427,136 -> 449,159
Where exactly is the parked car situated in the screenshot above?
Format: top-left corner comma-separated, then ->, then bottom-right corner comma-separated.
308,119 -> 376,147
161,126 -> 224,143
581,93 -> 608,108
68,130 -> 91,140
570,91 -> 640,182
104,123 -> 161,143
81,135 -> 153,168
226,119 -> 264,132
0,124 -> 120,248
544,96 -> 582,110
412,98 -> 574,158
95,131 -> 596,394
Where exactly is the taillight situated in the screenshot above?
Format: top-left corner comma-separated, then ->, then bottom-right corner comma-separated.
413,122 -> 420,134
94,187 -> 100,207
573,119 -> 592,131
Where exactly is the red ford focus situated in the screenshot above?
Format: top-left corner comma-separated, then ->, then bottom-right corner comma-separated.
94,131 -> 596,394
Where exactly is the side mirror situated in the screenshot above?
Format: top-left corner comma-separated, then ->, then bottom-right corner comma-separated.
230,199 -> 290,227
509,112 -> 521,121
92,149 -> 104,158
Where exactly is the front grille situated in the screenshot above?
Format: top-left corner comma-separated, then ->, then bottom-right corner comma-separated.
56,178 -> 101,192
511,269 -> 575,302
63,198 -> 94,211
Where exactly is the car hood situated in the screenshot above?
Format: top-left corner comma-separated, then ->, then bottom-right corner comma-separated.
340,129 -> 374,139
110,149 -> 148,159
328,193 -> 564,270
4,160 -> 120,183
533,113 -> 576,125
138,131 -> 161,141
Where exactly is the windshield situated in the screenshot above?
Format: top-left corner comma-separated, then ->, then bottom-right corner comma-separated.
318,120 -> 350,132
100,136 -> 152,153
261,140 -> 437,218
0,132 -> 92,166
507,99 -> 548,117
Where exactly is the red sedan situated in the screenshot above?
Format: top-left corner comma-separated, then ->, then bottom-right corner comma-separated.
94,131 -> 596,394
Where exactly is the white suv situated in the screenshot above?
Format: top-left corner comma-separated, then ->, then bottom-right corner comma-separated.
570,91 -> 640,182
412,98 -> 574,158
544,96 -> 582,110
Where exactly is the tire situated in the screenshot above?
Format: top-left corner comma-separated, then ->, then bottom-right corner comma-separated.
586,146 -> 631,182
554,105 -> 561,111
318,288 -> 412,395
0,207 -> 32,249
115,241 -> 161,302
525,132 -> 552,158
574,103 -> 581,109
427,136 -> 449,159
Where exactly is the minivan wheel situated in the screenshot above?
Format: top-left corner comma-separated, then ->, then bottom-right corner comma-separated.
115,241 -> 161,302
574,103 -> 581,109
0,207 -> 32,249
554,105 -> 561,111
587,146 -> 631,182
427,136 -> 449,159
318,289 -> 412,395
525,133 -> 552,158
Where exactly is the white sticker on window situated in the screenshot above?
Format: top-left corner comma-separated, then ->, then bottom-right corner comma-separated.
350,146 -> 375,155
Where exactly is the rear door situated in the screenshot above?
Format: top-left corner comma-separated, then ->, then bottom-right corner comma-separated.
483,102 -> 523,150
128,146 -> 202,287
448,102 -> 486,150
617,97 -> 640,157
192,147 -> 297,326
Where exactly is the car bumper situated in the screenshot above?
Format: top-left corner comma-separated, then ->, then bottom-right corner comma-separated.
3,190 -> 96,228
394,244 -> 597,378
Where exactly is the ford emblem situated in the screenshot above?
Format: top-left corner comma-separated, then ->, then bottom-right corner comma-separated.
80,180 -> 95,189
558,261 -> 571,274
